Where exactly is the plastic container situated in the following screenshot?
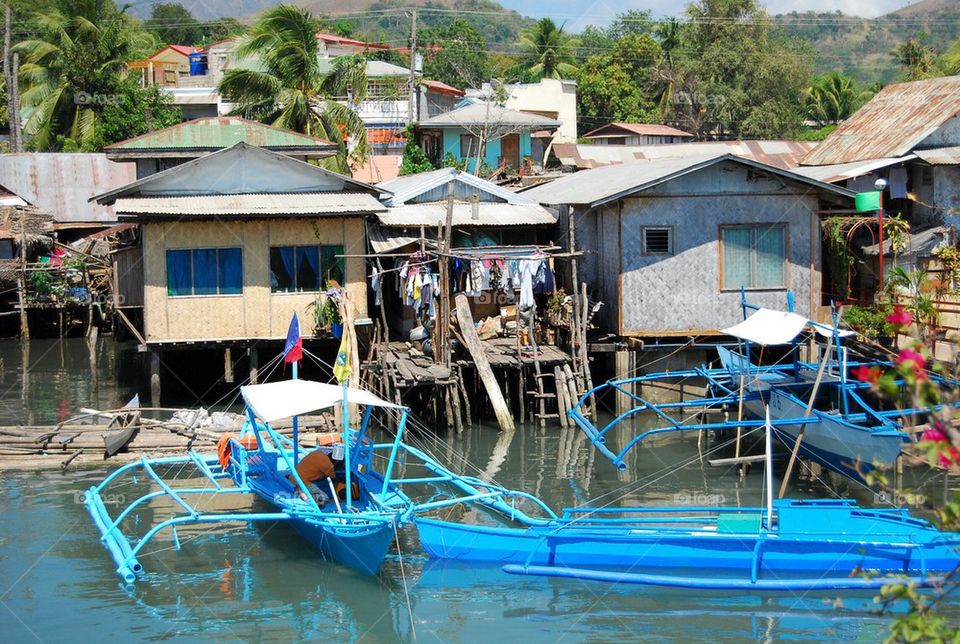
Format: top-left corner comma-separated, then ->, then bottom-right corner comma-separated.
188,52 -> 208,76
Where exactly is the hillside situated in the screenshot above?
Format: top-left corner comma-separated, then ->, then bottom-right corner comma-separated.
775,0 -> 960,85
132,0 -> 530,48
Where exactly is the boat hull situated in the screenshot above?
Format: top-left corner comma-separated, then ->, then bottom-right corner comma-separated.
415,502 -> 960,577
745,391 -> 904,483
290,516 -> 395,576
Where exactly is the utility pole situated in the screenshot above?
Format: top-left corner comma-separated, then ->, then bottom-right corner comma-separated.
3,2 -> 13,151
407,9 -> 418,123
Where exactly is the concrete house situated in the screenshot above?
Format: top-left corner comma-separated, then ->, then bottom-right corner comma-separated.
416,103 -> 561,173
522,154 -> 854,337
93,142 -> 387,398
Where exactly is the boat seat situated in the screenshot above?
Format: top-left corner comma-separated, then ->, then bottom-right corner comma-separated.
717,513 -> 762,534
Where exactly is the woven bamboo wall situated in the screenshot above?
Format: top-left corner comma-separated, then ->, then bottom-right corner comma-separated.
142,218 -> 367,343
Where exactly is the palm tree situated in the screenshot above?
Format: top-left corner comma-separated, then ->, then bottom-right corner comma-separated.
218,5 -> 369,173
653,18 -> 682,113
520,18 -> 579,80
801,72 -> 871,127
15,0 -> 152,151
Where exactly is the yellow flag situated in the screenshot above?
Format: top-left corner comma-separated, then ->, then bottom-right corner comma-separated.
333,332 -> 352,383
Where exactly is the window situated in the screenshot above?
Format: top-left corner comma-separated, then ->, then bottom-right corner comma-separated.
642,227 -> 673,255
460,134 -> 479,159
270,245 -> 344,293
721,225 -> 787,290
166,248 -> 242,296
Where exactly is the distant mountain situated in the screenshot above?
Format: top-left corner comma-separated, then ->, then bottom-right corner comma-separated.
775,0 -> 960,85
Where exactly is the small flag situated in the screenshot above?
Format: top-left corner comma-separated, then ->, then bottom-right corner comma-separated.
333,332 -> 352,383
283,313 -> 302,364
855,191 -> 881,212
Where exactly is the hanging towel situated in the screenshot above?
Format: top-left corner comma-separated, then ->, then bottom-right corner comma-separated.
888,167 -> 908,199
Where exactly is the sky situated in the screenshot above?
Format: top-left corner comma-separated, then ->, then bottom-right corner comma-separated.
497,0 -> 919,30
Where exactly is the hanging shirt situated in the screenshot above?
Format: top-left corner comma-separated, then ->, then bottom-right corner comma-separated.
519,259 -> 539,308
371,265 -> 382,306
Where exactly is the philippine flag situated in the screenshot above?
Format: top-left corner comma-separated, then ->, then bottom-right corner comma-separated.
283,312 -> 302,363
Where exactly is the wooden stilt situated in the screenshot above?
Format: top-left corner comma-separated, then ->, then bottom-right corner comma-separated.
224,347 -> 234,384
456,366 -> 472,428
580,282 -> 596,421
249,347 -> 259,385
149,351 -> 161,408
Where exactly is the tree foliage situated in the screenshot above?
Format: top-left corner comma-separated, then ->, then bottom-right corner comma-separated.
667,0 -> 812,139
399,124 -> 434,175
520,18 -> 579,80
145,3 -> 204,46
576,35 -> 661,134
420,18 -> 489,89
801,72 -> 871,127
15,0 -> 158,151
218,4 -> 370,173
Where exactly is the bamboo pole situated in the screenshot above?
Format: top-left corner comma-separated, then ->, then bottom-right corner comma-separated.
454,293 -> 514,431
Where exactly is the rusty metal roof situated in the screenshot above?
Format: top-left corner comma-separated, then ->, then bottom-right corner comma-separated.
553,140 -> 817,171
801,76 -> 960,166
105,117 -> 337,156
914,146 -> 960,165
582,123 -> 694,139
115,193 -> 385,219
0,154 -> 136,223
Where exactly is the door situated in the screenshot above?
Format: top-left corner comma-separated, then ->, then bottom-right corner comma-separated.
500,134 -> 520,171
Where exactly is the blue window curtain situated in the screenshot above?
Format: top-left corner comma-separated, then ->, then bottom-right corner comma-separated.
193,249 -> 218,295
218,248 -> 243,294
296,246 -> 320,291
322,245 -> 345,287
270,247 -> 295,292
166,250 -> 192,296
722,226 -> 786,289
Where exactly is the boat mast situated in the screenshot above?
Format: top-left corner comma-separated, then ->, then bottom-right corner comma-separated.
764,404 -> 774,530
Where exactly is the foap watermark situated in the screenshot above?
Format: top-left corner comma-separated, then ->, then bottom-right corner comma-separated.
74,490 -> 126,506
874,491 -> 927,507
674,91 -> 726,107
74,91 -> 121,107
674,491 -> 726,505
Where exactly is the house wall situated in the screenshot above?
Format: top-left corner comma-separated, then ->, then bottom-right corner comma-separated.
573,205 -> 620,332
920,115 -> 960,148
578,163 -> 821,335
439,129 -> 533,172
504,78 -> 577,143
593,135 -> 687,146
935,165 -> 960,229
141,218 -> 367,343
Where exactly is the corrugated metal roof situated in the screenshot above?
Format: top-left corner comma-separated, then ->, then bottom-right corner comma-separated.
791,156 -> 915,183
0,153 -> 136,223
367,223 -> 438,253
115,193 -> 385,217
105,117 -> 337,153
914,146 -> 960,165
801,76 -> 960,166
553,140 -> 817,170
376,203 -> 556,227
378,167 -> 534,206
422,79 -> 465,97
521,153 -> 854,208
582,123 -> 694,139
418,103 -> 561,129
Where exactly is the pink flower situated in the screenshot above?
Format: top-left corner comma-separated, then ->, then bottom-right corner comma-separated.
896,349 -> 928,381
938,446 -> 960,468
922,427 -> 948,443
885,305 -> 913,327
852,365 -> 882,384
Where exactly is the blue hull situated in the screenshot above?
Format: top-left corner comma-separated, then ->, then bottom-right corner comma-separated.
415,501 -> 960,577
291,517 -> 395,576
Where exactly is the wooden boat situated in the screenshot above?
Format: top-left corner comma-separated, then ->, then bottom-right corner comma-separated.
102,395 -> 140,458
411,408 -> 960,590
84,379 -> 417,582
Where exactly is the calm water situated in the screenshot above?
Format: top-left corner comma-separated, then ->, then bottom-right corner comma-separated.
0,338 -> 954,642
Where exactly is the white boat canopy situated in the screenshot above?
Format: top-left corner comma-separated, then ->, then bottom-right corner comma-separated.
721,308 -> 855,345
241,379 -> 405,423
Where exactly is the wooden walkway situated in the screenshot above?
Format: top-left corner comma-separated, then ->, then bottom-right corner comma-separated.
475,337 -> 571,369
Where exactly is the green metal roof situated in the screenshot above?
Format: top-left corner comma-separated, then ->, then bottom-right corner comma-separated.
105,117 -> 337,153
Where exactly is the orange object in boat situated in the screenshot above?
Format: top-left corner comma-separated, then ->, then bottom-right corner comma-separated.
317,432 -> 341,446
